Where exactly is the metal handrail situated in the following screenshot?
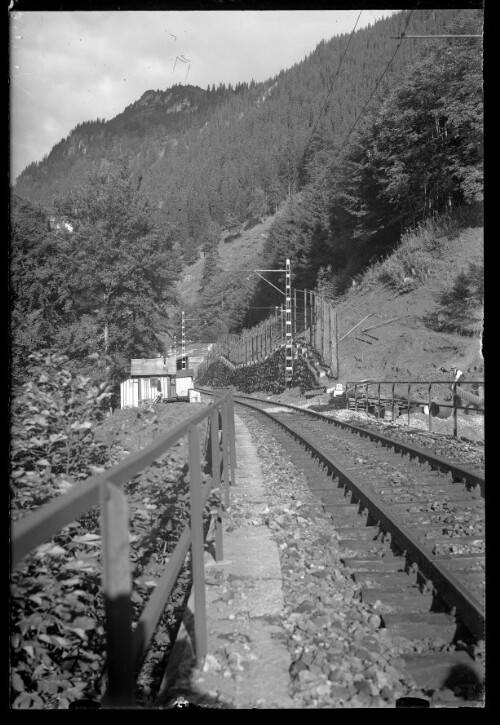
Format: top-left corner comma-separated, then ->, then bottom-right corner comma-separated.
11,390 -> 237,708
346,379 -> 484,438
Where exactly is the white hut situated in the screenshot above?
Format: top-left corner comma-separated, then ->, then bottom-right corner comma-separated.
120,357 -> 176,408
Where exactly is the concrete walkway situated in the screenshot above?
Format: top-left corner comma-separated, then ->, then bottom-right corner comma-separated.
155,414 -> 295,709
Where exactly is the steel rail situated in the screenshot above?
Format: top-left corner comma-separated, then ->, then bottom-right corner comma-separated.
199,389 -> 485,640
198,389 -> 484,494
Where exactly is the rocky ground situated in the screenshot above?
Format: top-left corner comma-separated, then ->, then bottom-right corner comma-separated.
203,409 -> 481,708
258,386 -> 485,470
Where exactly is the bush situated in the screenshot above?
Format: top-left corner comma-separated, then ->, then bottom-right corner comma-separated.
10,352 -> 113,516
424,259 -> 484,337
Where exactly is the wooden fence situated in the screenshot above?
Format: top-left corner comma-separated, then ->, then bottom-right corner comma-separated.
198,289 -> 339,380
11,389 -> 237,708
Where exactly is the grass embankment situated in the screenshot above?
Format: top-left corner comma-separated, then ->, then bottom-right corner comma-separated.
330,210 -> 483,383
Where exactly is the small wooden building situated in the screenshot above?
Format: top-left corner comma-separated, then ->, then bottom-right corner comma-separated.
120,357 -> 176,408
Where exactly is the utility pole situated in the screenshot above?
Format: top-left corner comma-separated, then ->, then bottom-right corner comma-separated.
285,258 -> 293,387
181,311 -> 186,370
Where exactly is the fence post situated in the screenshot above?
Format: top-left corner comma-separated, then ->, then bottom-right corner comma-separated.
293,289 -> 297,338
308,291 -> 312,345
365,384 -> 369,414
304,289 -> 307,336
335,312 -> 339,379
428,383 -> 433,433
354,384 -> 358,411
220,401 -> 231,508
188,425 -> 208,666
392,383 -> 395,420
407,384 -> 411,426
378,383 -> 381,419
328,304 -> 332,374
100,482 -> 135,708
210,409 -> 223,561
227,393 -> 237,481
452,381 -> 458,438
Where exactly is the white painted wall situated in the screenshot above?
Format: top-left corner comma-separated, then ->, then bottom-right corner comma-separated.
120,376 -> 172,408
176,375 -> 194,397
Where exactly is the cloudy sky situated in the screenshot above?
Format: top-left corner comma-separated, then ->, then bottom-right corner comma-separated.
10,9 -> 400,182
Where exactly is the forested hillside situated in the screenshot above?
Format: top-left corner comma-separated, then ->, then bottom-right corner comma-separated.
10,8 -> 483,389
15,9 -> 460,262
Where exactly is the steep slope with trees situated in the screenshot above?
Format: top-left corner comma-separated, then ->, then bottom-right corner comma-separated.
15,10 -> 462,268
248,9 -> 483,324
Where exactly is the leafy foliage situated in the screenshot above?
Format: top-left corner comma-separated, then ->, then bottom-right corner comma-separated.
10,352 -> 113,516
10,169 -> 181,393
424,259 -> 484,337
10,382 -> 215,708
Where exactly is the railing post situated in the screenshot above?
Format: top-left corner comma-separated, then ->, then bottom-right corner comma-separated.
365,384 -> 369,414
304,289 -> 307,336
309,291 -> 313,345
227,393 -> 237,482
452,381 -> 458,438
220,401 -> 231,508
354,384 -> 358,411
428,383 -> 433,433
100,482 -> 135,708
293,288 -> 297,338
392,383 -> 395,420
407,383 -> 411,426
378,383 -> 381,419
188,425 -> 208,666
210,409 -> 223,561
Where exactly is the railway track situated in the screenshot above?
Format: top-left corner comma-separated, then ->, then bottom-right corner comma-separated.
198,388 -> 485,706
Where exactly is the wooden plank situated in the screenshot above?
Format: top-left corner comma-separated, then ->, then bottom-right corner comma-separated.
101,482 -> 135,707
188,426 -> 207,665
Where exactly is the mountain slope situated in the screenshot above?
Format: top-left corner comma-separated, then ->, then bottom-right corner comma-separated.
14,9 -> 462,264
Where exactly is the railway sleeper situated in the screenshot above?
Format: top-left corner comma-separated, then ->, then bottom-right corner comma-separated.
401,650 -> 484,699
336,525 -> 381,541
360,587 -> 436,613
434,555 -> 485,571
352,570 -> 419,589
342,557 -> 406,571
388,498 -> 484,512
381,612 -> 457,642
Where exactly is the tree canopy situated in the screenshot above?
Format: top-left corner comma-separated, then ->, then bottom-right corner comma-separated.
10,168 -> 180,387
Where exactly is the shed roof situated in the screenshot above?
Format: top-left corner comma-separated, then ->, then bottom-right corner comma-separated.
130,358 -> 176,376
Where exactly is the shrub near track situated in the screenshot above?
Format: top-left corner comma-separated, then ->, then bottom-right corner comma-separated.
10,353 -> 115,708
10,356 -> 215,709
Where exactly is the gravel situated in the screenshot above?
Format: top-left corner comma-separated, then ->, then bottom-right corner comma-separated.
233,409 -> 435,708
301,407 -> 485,471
